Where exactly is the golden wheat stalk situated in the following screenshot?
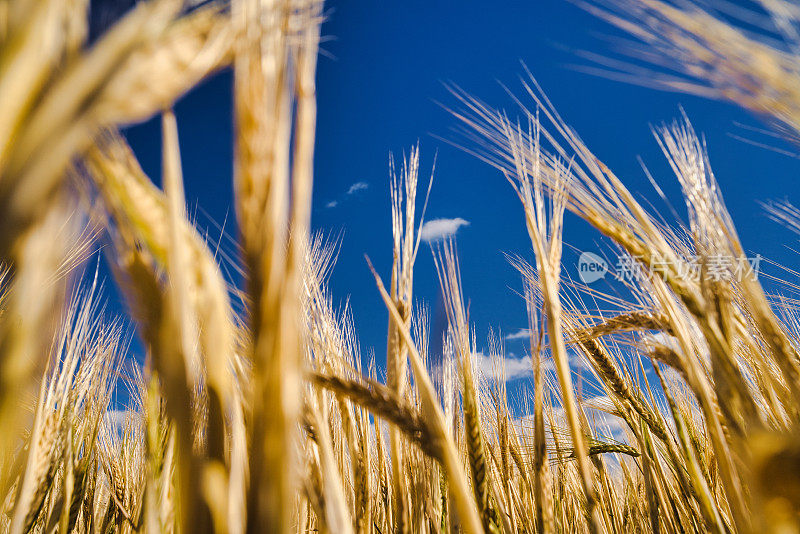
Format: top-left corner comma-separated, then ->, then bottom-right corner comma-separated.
367,257 -> 484,534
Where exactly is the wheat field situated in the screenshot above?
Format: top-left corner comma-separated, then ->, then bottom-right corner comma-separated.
1,0 -> 800,532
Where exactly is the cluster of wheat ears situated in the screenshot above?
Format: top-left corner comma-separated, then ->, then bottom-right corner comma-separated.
2,0 -> 800,532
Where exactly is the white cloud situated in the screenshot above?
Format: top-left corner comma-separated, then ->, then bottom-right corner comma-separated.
472,351 -> 533,382
583,397 -> 627,438
583,394 -> 615,411
104,409 -> 133,434
347,181 -> 369,195
514,397 -> 627,440
326,200 -> 338,209
420,218 -> 469,242
504,328 -> 531,341
643,331 -> 680,351
467,347 -> 591,385
527,348 -> 586,374
568,348 -> 592,371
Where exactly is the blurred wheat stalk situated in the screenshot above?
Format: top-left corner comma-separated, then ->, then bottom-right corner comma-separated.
2,0 -> 800,533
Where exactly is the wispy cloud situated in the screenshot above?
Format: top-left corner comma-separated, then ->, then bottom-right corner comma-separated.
504,328 -> 530,341
420,217 -> 469,242
326,181 -> 369,208
347,181 -> 368,195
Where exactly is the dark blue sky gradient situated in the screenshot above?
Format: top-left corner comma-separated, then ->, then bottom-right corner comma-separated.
118,0 -> 800,374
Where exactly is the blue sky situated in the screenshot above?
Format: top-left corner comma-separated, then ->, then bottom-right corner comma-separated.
116,0 -> 800,384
